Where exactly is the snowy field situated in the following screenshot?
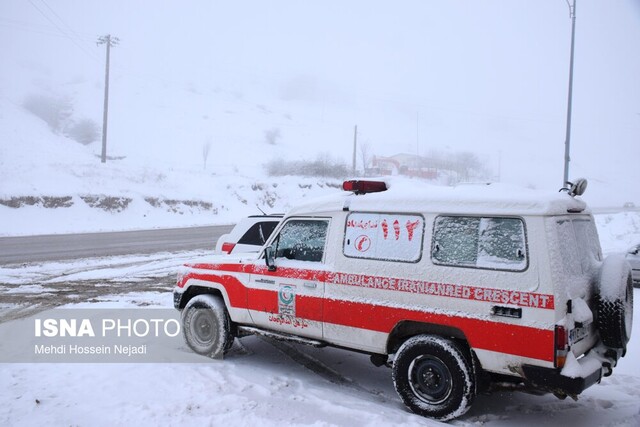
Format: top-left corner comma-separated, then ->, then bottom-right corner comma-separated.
0,213 -> 638,426
2,1 -> 638,424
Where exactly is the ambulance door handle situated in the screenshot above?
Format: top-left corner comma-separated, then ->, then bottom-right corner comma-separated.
304,282 -> 317,289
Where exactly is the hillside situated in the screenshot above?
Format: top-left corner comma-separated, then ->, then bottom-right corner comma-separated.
1,0 -> 639,236
0,95 -> 348,236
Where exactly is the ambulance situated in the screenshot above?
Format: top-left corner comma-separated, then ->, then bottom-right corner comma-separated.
174,178 -> 633,421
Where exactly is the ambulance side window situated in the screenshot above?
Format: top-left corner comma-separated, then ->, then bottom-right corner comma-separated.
273,219 -> 328,263
432,216 -> 528,271
343,212 -> 424,263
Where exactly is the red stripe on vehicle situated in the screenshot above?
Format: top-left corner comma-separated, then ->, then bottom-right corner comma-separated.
185,263 -> 246,273
184,263 -> 554,310
178,272 -> 248,308
179,271 -> 554,362
322,298 -> 554,362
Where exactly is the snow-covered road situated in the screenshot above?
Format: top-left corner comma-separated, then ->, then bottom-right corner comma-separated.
0,250 -> 639,426
0,288 -> 638,427
0,286 -> 637,427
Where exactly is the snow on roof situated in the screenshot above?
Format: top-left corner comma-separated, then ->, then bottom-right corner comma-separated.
286,177 -> 589,217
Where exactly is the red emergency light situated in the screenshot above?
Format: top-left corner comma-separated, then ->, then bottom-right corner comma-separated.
342,180 -> 387,195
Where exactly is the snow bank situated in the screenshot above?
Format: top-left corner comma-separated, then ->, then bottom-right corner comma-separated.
0,176 -> 341,236
596,211 -> 640,255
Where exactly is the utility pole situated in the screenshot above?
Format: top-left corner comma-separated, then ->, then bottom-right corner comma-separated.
416,111 -> 420,157
352,125 -> 358,175
563,1 -> 576,186
97,34 -> 119,163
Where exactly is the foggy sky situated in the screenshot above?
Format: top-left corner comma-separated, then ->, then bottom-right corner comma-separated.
1,0 -> 639,205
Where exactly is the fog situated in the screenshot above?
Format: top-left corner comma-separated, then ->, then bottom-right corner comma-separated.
1,0 -> 639,205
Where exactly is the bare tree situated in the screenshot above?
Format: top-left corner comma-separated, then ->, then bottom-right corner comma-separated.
359,142 -> 372,174
453,151 -> 483,182
23,94 -> 73,133
202,140 -> 212,170
65,119 -> 100,145
264,152 -> 349,178
264,128 -> 281,145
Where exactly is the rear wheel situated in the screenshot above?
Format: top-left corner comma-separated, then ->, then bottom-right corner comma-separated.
597,254 -> 633,351
182,294 -> 234,359
392,335 -> 476,421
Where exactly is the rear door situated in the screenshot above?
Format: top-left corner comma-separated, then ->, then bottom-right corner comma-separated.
245,218 -> 330,339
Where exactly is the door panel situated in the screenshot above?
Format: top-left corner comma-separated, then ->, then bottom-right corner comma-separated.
246,262 -> 325,339
245,218 -> 330,340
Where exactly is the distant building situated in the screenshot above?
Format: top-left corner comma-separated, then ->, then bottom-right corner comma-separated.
367,153 -> 437,180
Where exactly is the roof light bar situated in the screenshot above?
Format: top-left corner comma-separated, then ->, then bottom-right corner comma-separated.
342,180 -> 387,195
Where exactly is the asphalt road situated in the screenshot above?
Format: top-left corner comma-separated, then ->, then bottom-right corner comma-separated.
0,225 -> 234,265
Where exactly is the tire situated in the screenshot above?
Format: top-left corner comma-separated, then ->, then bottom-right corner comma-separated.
392,335 -> 476,421
182,294 -> 234,359
597,254 -> 634,350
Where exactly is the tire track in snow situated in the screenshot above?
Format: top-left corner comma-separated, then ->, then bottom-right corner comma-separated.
259,336 -> 389,402
0,276 -> 174,323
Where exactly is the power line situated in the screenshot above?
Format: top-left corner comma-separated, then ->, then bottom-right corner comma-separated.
0,21 -> 94,41
37,0 -> 97,44
26,0 -> 100,61
0,17 -> 95,39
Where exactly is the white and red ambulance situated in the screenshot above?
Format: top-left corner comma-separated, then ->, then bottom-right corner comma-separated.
174,178 -> 633,421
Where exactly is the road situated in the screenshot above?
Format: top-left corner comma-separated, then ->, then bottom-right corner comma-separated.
0,225 -> 233,265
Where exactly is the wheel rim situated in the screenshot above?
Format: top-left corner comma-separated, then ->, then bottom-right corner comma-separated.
408,355 -> 453,405
191,309 -> 216,346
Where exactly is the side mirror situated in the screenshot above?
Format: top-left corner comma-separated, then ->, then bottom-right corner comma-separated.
265,245 -> 276,271
630,246 -> 640,256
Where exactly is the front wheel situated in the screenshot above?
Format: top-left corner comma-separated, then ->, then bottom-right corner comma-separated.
392,335 -> 476,421
182,294 -> 234,359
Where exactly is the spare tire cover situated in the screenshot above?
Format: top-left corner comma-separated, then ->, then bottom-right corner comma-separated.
597,254 -> 633,350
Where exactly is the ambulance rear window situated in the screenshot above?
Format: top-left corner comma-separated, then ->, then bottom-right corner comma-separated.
432,216 -> 528,271
555,218 -> 602,276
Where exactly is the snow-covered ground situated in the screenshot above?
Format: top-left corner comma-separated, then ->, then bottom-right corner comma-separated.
0,287 -> 638,427
0,212 -> 639,426
1,310 -> 637,427
1,104 -> 638,423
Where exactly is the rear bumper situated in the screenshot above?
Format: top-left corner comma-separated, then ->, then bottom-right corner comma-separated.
522,345 -> 622,396
522,364 -> 602,396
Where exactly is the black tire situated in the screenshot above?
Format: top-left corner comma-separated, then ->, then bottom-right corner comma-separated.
392,335 -> 475,421
182,294 -> 234,359
597,254 -> 633,350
